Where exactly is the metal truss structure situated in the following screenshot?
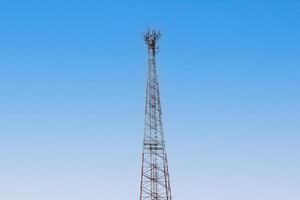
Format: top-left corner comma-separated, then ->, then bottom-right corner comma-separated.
139,30 -> 173,200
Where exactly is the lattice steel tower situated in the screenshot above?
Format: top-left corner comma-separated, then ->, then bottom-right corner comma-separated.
139,30 -> 172,200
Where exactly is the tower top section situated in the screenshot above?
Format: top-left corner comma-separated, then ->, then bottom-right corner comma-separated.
143,29 -> 161,54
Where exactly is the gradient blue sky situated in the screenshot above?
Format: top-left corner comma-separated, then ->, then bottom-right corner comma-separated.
0,1 -> 300,200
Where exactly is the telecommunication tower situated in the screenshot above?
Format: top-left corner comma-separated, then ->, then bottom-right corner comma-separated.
139,30 -> 173,200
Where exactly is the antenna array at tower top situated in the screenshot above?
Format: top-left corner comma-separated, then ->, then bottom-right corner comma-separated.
143,30 -> 161,52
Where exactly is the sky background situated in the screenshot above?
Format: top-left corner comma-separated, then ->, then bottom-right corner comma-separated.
0,0 -> 300,200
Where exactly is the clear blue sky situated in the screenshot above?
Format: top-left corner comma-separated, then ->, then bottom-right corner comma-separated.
0,1 -> 299,200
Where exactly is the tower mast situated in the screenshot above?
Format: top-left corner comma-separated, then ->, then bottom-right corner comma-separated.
139,30 -> 172,200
